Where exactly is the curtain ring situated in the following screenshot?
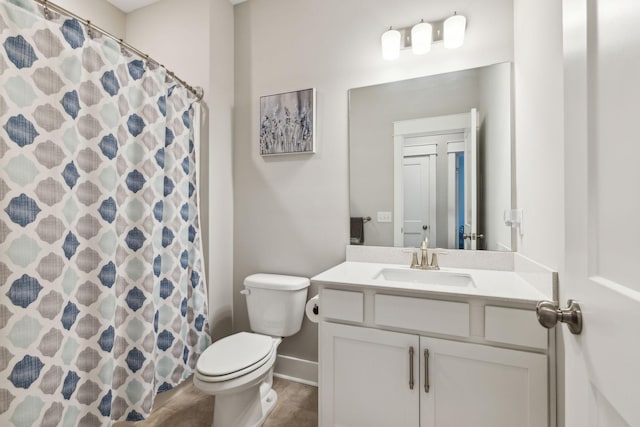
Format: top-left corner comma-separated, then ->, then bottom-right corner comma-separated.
194,87 -> 204,102
86,20 -> 93,39
119,39 -> 130,57
43,0 -> 51,20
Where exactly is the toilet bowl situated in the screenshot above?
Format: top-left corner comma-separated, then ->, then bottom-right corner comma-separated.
194,274 -> 310,427
193,332 -> 282,426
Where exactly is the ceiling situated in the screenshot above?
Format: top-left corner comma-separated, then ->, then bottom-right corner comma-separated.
106,0 -> 246,13
105,0 -> 160,13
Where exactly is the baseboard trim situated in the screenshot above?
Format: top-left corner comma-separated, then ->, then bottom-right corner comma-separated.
273,372 -> 318,387
274,354 -> 318,387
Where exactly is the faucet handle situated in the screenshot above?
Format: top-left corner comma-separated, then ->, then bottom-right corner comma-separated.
429,252 -> 440,270
430,249 -> 449,270
410,251 -> 420,268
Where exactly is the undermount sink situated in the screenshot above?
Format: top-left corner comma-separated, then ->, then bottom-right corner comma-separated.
374,268 -> 476,288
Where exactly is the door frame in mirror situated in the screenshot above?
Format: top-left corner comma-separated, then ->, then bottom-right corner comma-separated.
393,111 -> 477,248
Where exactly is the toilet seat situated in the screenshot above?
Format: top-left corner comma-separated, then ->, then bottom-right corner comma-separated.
196,332 -> 276,383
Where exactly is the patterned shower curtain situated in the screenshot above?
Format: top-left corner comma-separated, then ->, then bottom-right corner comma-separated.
0,1 -> 210,425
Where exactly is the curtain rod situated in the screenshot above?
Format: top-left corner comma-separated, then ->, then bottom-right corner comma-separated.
32,0 -> 204,101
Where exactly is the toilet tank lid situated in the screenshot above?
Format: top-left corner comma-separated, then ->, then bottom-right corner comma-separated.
244,274 -> 310,291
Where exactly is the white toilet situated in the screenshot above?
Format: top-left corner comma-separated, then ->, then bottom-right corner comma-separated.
193,273 -> 310,427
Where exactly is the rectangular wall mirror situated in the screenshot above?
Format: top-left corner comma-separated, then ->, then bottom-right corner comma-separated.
349,62 -> 514,251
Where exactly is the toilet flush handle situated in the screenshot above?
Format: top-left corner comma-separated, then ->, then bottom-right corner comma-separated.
240,289 -> 250,295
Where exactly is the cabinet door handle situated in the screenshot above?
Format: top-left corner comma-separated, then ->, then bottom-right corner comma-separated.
409,346 -> 415,390
424,349 -> 430,393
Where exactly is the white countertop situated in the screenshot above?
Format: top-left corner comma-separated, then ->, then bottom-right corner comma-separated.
311,261 -> 549,305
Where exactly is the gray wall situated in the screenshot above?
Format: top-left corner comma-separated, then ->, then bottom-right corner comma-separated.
233,0 -> 514,362
478,63 -> 513,251
55,0 -> 126,37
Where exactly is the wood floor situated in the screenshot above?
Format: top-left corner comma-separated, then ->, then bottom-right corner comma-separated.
114,376 -> 317,427
264,377 -> 318,427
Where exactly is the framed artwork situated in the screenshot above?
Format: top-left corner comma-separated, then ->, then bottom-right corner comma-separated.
259,88 -> 316,155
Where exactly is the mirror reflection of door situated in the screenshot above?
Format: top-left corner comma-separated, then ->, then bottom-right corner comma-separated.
402,144 -> 436,247
394,110 -> 478,249
447,142 -> 465,249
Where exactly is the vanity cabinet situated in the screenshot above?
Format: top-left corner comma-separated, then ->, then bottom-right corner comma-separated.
318,288 -> 550,427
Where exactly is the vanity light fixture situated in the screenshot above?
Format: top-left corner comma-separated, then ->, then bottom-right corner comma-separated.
411,20 -> 433,54
382,12 -> 467,61
381,27 -> 401,61
443,12 -> 467,49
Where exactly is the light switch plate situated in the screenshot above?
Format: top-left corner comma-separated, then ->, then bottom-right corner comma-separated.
377,211 -> 392,223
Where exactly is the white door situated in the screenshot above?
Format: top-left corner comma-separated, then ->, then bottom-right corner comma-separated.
403,154 -> 435,247
563,0 -> 640,425
319,323 -> 419,427
420,337 -> 547,427
463,108 -> 478,249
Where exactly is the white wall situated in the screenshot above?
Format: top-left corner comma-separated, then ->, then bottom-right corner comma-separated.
513,1 -> 565,426
54,0 -> 126,37
126,0 -> 235,340
513,0 -> 564,272
234,0 -> 514,362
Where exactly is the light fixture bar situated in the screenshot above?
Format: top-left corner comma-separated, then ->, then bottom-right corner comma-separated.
381,14 -> 467,60
396,19 -> 445,50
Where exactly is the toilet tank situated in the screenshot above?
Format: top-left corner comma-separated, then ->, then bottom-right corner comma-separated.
243,274 -> 310,337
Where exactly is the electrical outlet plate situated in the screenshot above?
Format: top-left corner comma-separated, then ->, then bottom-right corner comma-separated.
504,209 -> 523,235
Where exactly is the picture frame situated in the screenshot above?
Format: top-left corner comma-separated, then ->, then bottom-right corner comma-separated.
259,88 -> 316,155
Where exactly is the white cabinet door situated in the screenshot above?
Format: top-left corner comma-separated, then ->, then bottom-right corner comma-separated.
319,323 -> 419,427
420,337 -> 548,427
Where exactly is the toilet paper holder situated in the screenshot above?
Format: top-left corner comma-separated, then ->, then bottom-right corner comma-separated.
305,295 -> 320,323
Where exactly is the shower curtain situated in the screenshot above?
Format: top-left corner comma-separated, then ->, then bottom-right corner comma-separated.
0,1 -> 210,425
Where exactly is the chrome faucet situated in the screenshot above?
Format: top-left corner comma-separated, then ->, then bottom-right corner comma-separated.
410,238 -> 440,270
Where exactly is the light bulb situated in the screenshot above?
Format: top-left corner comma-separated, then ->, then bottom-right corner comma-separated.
381,28 -> 401,61
411,21 -> 432,55
444,13 -> 466,49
